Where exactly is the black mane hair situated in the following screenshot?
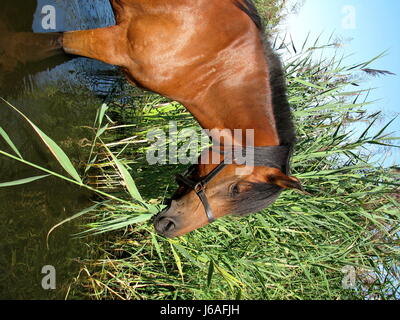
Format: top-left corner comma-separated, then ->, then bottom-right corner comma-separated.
234,0 -> 263,31
235,0 -> 296,147
231,0 -> 296,216
230,182 -> 283,216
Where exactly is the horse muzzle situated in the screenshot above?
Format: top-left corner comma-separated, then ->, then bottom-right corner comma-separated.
153,207 -> 181,238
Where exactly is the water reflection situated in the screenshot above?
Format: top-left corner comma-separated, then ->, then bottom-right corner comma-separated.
0,0 -> 120,299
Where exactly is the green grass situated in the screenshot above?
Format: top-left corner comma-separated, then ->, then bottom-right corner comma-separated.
2,42 -> 399,300
62,42 -> 397,300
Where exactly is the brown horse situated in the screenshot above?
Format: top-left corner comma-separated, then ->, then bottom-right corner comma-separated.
61,0 -> 302,238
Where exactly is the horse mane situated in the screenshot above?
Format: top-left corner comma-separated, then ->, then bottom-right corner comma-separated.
230,0 -> 296,216
234,0 -> 263,30
235,0 -> 296,147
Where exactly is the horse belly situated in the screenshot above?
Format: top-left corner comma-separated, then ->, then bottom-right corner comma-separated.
123,14 -> 207,99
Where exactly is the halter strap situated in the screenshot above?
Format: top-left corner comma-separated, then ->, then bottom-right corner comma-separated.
176,160 -> 227,223
175,145 -> 292,223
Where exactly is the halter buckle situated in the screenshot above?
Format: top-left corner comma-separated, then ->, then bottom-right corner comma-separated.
194,182 -> 204,193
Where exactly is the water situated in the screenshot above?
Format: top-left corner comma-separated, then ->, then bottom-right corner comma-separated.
0,0 -> 121,299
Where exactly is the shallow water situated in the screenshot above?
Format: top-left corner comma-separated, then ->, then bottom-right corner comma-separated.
0,0 -> 120,299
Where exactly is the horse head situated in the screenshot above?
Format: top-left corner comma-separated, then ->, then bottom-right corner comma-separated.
154,145 -> 302,237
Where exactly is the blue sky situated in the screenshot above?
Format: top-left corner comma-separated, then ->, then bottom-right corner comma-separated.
283,0 -> 400,166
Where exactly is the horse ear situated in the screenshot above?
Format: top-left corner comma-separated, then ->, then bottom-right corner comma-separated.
265,169 -> 303,191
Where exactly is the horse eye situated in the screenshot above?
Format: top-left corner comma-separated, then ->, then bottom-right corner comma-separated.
229,183 -> 240,197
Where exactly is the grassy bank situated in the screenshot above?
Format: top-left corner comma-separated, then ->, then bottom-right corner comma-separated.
63,41 -> 398,299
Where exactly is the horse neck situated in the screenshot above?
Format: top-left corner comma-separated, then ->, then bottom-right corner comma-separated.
183,65 -> 280,147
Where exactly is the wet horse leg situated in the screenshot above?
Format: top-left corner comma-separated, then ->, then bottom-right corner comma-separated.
62,0 -> 127,66
63,25 -> 126,67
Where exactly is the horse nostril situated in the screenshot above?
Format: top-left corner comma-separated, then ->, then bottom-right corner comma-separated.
155,217 -> 176,234
165,220 -> 175,232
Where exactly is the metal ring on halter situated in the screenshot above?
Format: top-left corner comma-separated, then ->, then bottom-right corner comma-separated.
175,161 -> 227,223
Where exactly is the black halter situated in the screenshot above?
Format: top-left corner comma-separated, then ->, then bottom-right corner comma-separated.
175,145 -> 292,223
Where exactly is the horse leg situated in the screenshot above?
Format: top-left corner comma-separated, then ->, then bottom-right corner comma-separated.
62,25 -> 127,67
